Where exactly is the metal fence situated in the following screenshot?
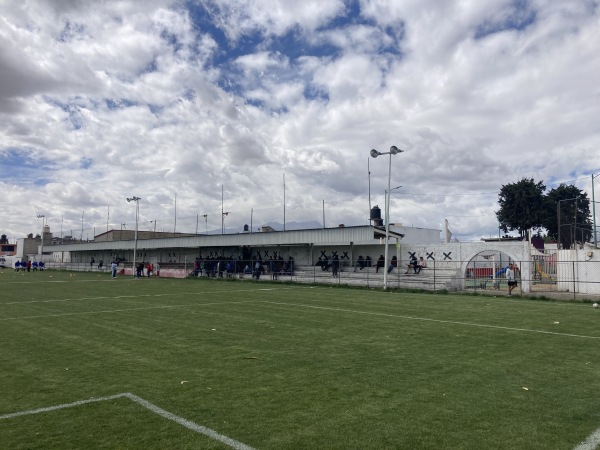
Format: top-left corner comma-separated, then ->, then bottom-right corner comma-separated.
40,258 -> 600,301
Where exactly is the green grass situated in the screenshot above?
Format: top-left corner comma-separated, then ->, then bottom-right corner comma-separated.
1,270 -> 599,449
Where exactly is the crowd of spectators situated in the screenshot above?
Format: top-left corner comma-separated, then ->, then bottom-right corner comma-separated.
13,260 -> 45,272
191,255 -> 295,279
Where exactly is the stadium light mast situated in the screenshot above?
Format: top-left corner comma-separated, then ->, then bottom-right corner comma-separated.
370,145 -> 404,290
127,196 -> 141,276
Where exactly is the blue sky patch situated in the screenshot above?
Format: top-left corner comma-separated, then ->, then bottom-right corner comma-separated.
148,104 -> 164,115
57,20 -> 86,43
0,149 -> 52,185
106,98 -> 138,110
271,25 -> 342,61
245,98 -> 265,109
304,85 -> 329,104
474,0 -> 536,39
185,1 -> 352,105
79,157 -> 93,169
141,57 -> 158,74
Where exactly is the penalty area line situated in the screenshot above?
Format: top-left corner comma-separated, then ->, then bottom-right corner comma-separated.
0,392 -> 255,450
574,427 -> 600,450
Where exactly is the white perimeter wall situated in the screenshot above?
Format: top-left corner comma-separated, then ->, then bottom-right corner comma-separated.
557,247 -> 600,294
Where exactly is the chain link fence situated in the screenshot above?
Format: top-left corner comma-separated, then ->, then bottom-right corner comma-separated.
41,256 -> 600,302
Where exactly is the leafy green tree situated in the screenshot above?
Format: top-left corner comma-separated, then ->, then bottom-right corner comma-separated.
496,178 -> 546,238
0,234 -> 7,244
545,184 -> 591,249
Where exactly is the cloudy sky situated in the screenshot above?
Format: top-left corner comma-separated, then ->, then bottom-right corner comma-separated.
1,0 -> 599,242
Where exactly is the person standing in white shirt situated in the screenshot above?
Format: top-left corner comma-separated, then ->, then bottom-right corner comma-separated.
111,260 -> 118,279
505,263 -> 517,296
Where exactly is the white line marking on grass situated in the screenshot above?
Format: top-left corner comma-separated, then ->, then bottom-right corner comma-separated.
0,299 -> 260,321
123,393 -> 255,450
262,301 -> 600,340
0,392 -> 255,450
0,286 -> 299,306
2,279 -> 111,285
0,394 -> 124,419
3,293 -> 178,305
574,427 -> 600,450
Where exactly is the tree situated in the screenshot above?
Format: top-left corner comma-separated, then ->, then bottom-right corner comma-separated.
0,234 -> 7,244
496,178 -> 546,238
544,184 -> 591,249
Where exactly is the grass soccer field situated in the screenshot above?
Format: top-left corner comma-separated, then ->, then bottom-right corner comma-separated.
1,270 -> 599,449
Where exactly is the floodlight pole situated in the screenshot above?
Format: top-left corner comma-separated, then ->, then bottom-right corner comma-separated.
127,196 -> 141,276
370,146 -> 404,290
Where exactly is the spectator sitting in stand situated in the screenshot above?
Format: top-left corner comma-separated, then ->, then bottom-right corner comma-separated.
416,257 -> 427,274
387,255 -> 397,274
354,255 -> 365,272
376,255 -> 385,273
405,255 -> 418,274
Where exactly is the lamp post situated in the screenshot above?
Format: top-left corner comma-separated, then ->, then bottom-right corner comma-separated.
386,185 -> 403,207
384,185 -> 403,232
593,174 -> 598,249
386,185 -> 402,278
370,145 -> 404,290
37,214 -> 45,260
127,196 -> 141,277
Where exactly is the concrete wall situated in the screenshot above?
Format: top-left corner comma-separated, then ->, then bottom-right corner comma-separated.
557,247 -> 600,294
393,241 -> 532,292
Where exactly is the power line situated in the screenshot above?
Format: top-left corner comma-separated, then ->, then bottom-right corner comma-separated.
400,191 -> 497,197
397,200 -> 495,218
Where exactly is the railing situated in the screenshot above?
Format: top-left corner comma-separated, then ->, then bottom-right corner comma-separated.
38,259 -> 600,301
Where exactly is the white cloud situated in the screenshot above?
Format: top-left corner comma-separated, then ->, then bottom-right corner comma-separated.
0,0 -> 599,242
202,0 -> 346,40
